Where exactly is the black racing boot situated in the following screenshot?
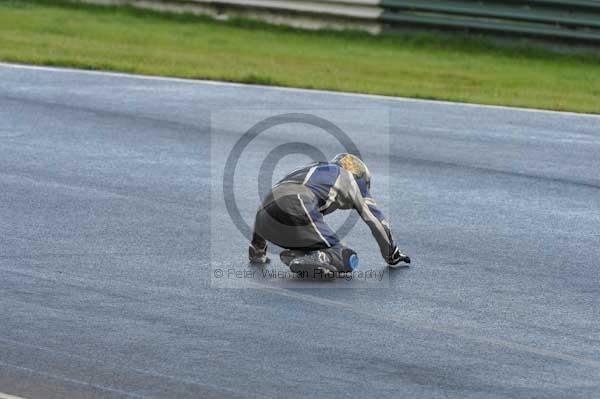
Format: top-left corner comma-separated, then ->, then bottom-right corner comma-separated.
249,244 -> 270,264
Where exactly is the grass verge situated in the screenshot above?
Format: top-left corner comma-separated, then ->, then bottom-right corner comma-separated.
1,0 -> 600,113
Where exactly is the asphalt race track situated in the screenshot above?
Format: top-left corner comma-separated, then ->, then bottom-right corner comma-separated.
1,63 -> 599,399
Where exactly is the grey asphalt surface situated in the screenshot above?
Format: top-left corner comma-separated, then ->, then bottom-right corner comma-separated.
1,63 -> 599,399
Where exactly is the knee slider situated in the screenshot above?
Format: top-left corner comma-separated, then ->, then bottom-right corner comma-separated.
342,248 -> 359,271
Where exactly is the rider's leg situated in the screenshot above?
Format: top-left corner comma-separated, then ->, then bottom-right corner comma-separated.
252,191 -> 359,272
255,192 -> 338,249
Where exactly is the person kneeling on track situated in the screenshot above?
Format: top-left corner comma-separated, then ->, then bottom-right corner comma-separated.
248,153 -> 411,276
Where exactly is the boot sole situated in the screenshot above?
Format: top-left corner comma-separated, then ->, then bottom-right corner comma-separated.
279,249 -> 307,266
289,261 -> 336,279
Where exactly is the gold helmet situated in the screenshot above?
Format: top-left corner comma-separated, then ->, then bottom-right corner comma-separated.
331,153 -> 371,189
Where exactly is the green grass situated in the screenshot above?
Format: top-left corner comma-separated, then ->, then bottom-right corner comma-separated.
1,0 -> 600,113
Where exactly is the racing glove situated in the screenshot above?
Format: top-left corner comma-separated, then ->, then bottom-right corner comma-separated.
386,246 -> 411,266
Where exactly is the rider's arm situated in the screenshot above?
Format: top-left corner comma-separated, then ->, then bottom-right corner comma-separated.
343,171 -> 396,260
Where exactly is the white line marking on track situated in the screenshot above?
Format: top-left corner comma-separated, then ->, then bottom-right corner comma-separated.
1,62 -> 598,118
0,392 -> 29,399
0,360 -> 153,399
0,336 -> 270,399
